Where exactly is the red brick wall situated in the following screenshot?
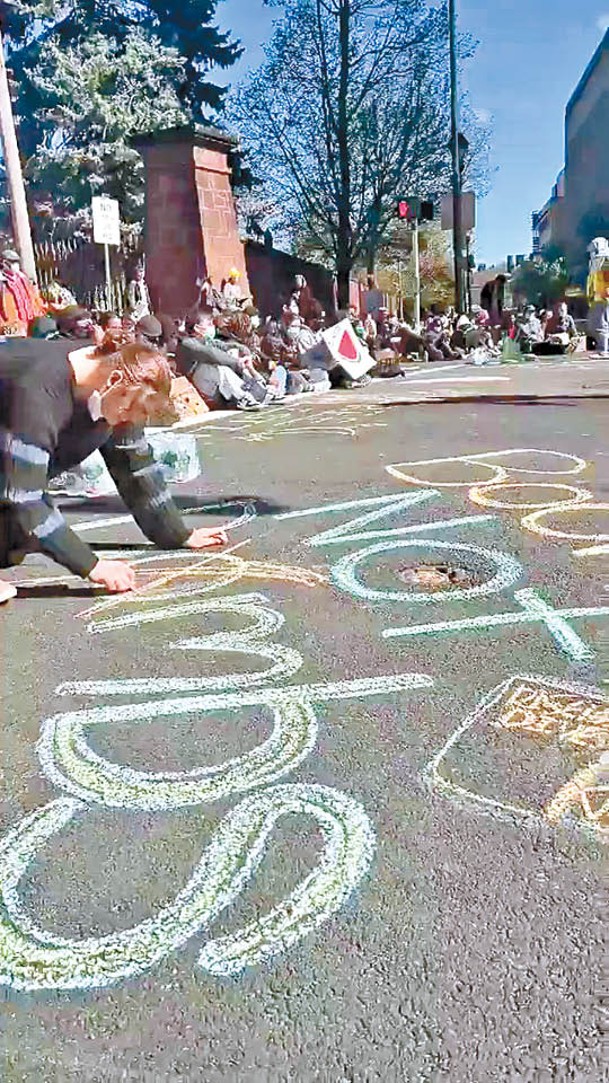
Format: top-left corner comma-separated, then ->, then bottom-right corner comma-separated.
140,141 -> 203,316
194,146 -> 250,292
138,133 -> 250,318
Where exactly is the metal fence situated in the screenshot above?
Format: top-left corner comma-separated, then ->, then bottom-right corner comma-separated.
33,233 -> 143,313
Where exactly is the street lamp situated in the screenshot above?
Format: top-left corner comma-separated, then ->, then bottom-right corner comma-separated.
449,0 -> 467,314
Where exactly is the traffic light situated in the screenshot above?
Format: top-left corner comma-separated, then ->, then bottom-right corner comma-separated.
396,198 -> 434,222
397,200 -> 415,221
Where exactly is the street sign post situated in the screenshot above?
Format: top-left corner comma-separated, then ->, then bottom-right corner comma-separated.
396,199 -> 434,332
92,196 -> 120,308
441,191 -> 476,232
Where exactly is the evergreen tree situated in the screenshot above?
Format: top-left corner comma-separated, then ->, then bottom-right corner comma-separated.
2,0 -> 241,218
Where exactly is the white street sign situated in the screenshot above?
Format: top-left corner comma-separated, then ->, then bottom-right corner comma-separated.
92,196 -> 121,247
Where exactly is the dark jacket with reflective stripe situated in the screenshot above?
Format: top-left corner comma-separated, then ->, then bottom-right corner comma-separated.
0,338 -> 190,576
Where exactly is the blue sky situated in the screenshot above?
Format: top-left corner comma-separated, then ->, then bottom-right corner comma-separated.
216,0 -> 609,266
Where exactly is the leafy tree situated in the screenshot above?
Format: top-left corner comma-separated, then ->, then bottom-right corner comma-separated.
228,0 -> 485,304
24,30 -> 190,221
3,0 -> 241,219
511,248 -> 569,308
375,222 -> 454,315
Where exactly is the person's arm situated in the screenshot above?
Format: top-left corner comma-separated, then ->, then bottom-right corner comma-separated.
176,337 -> 243,377
99,427 -> 191,550
0,434 -> 99,576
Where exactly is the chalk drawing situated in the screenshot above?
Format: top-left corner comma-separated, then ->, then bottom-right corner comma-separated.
468,482 -> 593,511
199,403 -> 388,444
331,539 -> 523,604
75,552 -> 328,624
0,784 -> 374,990
521,502 -> 609,544
69,499 -> 256,538
574,544 -> 609,557
386,449 -> 587,489
383,586 -> 609,661
386,449 -> 608,560
497,679 -> 609,750
41,669 -> 433,810
425,674 -> 609,836
0,558 -> 434,989
544,764 -> 609,831
276,490 -> 496,548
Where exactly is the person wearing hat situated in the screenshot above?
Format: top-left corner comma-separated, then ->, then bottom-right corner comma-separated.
0,248 -> 46,336
136,314 -> 164,347
221,268 -> 243,309
55,306 -> 96,340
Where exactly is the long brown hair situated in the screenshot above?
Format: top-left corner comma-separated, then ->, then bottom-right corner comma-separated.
103,341 -> 173,398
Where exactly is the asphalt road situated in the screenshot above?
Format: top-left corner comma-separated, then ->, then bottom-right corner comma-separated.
0,358 -> 605,1081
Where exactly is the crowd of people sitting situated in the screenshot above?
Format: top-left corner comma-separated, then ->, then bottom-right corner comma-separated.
19,263 -> 376,413
349,297 -> 599,367
6,245 -> 609,424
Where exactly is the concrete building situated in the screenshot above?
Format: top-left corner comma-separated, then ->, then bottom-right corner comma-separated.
532,30 -> 609,277
531,171 -> 566,254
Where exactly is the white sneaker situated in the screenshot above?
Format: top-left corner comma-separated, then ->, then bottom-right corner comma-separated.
0,580 -> 17,604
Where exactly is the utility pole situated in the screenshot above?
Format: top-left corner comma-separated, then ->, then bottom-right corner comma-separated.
412,216 -> 421,332
449,0 -> 466,314
0,24 -> 37,282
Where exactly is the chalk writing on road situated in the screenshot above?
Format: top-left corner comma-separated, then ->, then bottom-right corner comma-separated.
425,674 -> 609,837
2,442 -> 608,994
279,487 -> 609,662
386,447 -> 609,555
0,554 -> 432,991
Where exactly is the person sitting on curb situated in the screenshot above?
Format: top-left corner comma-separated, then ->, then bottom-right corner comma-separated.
0,336 -> 228,605
174,309 -> 262,411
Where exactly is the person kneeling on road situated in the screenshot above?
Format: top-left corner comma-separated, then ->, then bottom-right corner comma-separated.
0,337 -> 227,604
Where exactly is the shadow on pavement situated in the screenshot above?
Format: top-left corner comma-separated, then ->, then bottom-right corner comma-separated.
15,584 -> 103,599
59,494 -> 293,516
379,394 -> 609,408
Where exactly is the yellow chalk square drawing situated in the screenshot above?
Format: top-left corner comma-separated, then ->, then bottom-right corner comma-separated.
426,674 -> 609,837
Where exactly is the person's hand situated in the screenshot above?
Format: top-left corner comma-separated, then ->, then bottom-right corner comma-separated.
185,527 -> 228,550
88,559 -> 136,593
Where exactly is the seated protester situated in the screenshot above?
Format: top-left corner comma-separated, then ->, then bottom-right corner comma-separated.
395,320 -> 425,359
262,358 -> 288,404
122,311 -> 137,336
516,305 -> 544,352
500,311 -> 517,340
451,314 -> 473,352
45,280 -> 78,315
197,276 -> 223,313
136,314 -> 164,349
98,311 -> 123,332
464,311 -> 489,350
546,302 -> 577,345
174,309 -> 262,411
221,268 -> 250,310
363,313 -> 378,352
0,337 -> 228,604
425,313 -> 459,361
28,316 -> 60,340
55,306 -> 96,342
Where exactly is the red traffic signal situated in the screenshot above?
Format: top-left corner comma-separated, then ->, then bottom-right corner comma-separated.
397,200 -> 413,221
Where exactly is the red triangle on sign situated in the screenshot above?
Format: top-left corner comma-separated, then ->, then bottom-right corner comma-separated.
338,329 -> 358,360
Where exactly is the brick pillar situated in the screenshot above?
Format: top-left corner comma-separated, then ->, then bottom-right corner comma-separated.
133,126 -> 249,317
